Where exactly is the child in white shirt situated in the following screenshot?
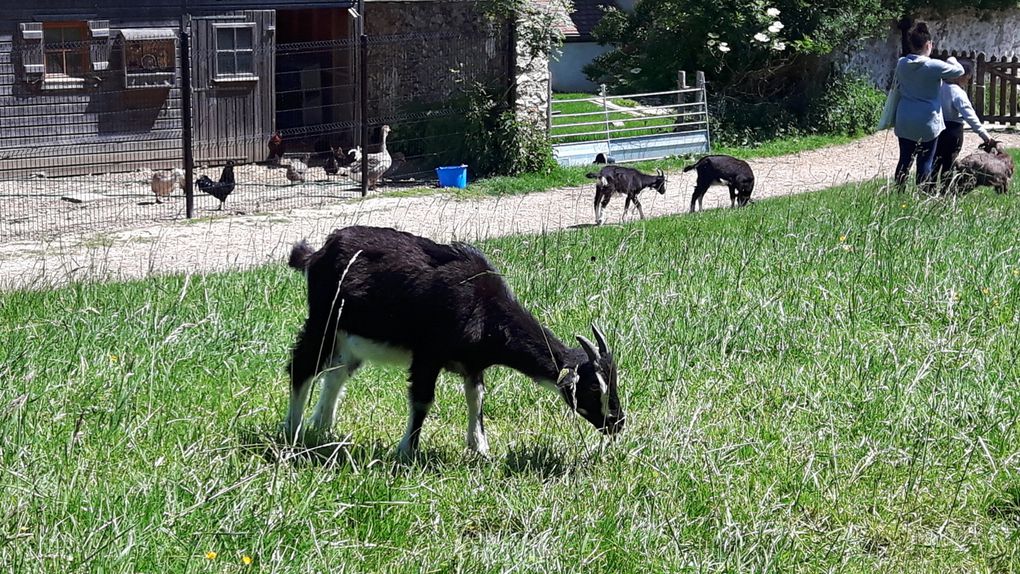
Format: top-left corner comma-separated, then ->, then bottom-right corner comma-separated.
933,58 -> 993,177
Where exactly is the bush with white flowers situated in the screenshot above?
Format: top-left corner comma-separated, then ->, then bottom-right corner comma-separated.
584,0 -> 900,143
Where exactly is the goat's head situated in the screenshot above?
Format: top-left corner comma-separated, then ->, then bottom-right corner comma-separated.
652,169 -> 667,194
558,323 -> 624,435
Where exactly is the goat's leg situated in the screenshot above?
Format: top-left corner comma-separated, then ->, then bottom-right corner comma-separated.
622,195 -> 633,220
283,316 -> 335,442
464,373 -> 489,455
728,185 -> 737,208
690,185 -> 705,213
397,359 -> 441,460
593,190 -> 605,225
309,336 -> 362,433
632,195 -> 645,220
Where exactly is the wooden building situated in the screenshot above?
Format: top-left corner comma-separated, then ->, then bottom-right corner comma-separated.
0,1 -> 373,176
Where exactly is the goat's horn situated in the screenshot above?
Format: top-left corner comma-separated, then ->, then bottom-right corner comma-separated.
656,168 -> 664,177
591,323 -> 609,356
577,335 -> 601,362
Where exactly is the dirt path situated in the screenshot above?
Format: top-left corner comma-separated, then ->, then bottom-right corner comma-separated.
2,131 -> 1017,292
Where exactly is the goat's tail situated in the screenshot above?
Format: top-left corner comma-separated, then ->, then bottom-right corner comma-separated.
288,240 -> 315,272
682,158 -> 705,173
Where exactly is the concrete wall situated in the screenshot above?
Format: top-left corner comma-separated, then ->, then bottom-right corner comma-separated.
550,41 -> 612,92
843,7 -> 1020,90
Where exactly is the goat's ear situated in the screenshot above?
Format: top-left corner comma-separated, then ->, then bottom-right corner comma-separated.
591,323 -> 610,356
577,335 -> 601,362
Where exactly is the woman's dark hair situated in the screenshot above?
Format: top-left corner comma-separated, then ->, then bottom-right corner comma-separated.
905,21 -> 932,54
898,17 -> 913,56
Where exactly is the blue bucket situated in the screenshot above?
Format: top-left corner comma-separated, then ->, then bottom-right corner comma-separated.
436,165 -> 468,189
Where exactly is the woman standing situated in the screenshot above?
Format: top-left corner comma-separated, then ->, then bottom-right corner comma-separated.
878,21 -> 965,188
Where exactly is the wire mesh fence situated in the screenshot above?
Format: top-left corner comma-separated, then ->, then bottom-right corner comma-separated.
1,11 -> 511,242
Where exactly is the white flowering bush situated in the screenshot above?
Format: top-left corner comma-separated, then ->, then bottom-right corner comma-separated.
585,0 -> 899,142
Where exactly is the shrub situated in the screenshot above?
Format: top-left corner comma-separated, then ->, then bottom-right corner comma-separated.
808,73 -> 886,136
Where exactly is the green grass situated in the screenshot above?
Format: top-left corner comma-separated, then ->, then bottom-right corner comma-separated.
4,179 -> 1020,572
550,92 -> 676,144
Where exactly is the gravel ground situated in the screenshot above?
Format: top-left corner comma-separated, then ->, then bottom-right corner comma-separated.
2,130 -> 1017,292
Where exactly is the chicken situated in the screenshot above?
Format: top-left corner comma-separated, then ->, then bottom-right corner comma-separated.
195,160 -> 236,210
286,154 -> 310,184
342,125 -> 392,189
150,168 -> 184,204
267,132 -> 285,166
324,150 -> 340,176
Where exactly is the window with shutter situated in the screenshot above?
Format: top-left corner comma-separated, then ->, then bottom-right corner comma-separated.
43,22 -> 90,77
213,24 -> 257,81
18,22 -> 44,77
88,20 -> 111,72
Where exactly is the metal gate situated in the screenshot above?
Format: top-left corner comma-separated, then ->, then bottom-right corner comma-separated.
549,73 -> 711,167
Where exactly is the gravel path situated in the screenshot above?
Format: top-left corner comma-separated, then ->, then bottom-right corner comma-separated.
2,130 -> 1017,292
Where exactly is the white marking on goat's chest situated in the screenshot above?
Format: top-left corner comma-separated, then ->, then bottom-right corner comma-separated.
345,334 -> 413,367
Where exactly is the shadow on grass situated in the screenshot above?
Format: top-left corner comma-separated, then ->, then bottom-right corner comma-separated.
502,444 -> 575,480
237,428 -> 454,473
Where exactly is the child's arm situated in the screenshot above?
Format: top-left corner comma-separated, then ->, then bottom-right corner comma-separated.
952,85 -> 992,142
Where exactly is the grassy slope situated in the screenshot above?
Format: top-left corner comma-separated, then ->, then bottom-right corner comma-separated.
3,180 -> 1020,572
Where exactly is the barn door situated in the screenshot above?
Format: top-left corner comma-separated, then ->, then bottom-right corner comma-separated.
190,11 -> 275,165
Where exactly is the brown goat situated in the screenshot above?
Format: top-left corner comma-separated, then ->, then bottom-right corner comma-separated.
952,140 -> 1014,195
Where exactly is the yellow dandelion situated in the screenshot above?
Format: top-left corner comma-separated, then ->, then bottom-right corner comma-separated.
1014,269 -> 1019,277
110,354 -> 119,363
241,556 -> 253,566
839,235 -> 847,242
19,526 -> 29,532
901,203 -> 907,208
205,551 -> 217,560
982,288 -> 990,295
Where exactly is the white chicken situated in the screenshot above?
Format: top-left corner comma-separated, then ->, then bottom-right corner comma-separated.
286,154 -> 310,184
150,168 -> 184,203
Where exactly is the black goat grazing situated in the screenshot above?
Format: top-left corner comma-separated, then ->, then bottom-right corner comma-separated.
585,165 -> 666,225
593,152 -> 616,165
952,139 -> 1014,195
283,226 -> 624,458
195,160 -> 236,210
683,155 -> 755,212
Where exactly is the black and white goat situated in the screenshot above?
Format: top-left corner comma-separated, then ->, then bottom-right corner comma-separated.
683,155 -> 755,212
283,226 -> 625,458
585,165 -> 667,225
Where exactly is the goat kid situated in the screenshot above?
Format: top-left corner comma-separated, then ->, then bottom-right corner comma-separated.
585,165 -> 666,225
683,155 -> 755,212
283,226 -> 625,459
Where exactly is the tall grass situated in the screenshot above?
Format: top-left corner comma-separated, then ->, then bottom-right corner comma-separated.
3,181 -> 1020,572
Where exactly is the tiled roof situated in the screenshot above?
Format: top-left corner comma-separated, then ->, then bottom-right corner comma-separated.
539,0 -> 618,40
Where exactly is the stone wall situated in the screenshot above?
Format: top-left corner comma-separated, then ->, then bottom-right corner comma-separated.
842,7 -> 1020,90
513,23 -> 552,131
364,1 -> 510,119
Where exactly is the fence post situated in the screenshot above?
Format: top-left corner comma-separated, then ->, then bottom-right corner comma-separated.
600,83 -> 611,149
695,70 -> 706,123
180,15 -> 195,219
359,33 -> 369,197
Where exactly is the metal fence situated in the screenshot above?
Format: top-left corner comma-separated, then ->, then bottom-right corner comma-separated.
0,11 -> 511,241
549,72 -> 711,167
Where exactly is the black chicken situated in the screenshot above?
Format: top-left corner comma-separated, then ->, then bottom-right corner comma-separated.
196,160 -> 236,210
324,151 -> 340,176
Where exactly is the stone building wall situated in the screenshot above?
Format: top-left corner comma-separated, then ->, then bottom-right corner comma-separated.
364,1 -> 511,119
842,7 -> 1020,89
